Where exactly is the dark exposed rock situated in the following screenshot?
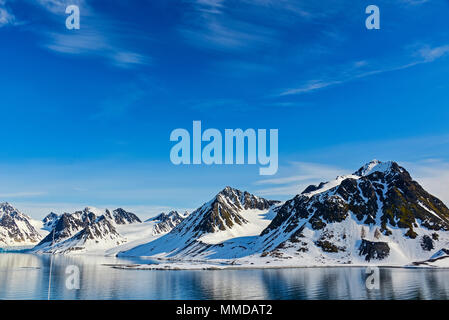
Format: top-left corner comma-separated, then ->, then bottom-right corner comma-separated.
301,182 -> 326,194
421,235 -> 434,251
105,208 -> 141,225
316,240 -> 340,253
72,216 -> 119,241
359,239 -> 390,261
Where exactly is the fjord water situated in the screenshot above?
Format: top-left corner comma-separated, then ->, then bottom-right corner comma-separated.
1,253 -> 449,300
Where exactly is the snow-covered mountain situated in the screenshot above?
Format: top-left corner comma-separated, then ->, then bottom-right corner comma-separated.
0,203 -> 46,247
33,207 -> 139,254
146,211 -> 186,235
120,187 -> 280,258
42,212 -> 59,232
255,160 -> 449,265
7,159 -> 449,267
104,208 -> 141,225
33,207 -> 184,255
120,161 -> 449,267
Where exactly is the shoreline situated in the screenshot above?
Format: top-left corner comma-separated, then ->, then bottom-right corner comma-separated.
3,251 -> 449,270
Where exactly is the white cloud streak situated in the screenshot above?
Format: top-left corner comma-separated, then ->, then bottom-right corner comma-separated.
0,0 -> 14,27
280,44 -> 449,96
30,0 -> 150,68
0,192 -> 46,198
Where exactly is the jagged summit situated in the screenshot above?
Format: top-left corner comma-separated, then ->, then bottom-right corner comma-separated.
0,202 -> 28,219
184,187 -> 278,236
0,203 -> 43,246
148,211 -> 184,222
120,187 -> 279,257
105,208 -> 141,225
301,160 -> 402,197
147,211 -> 186,235
42,212 -> 59,231
216,186 -> 278,211
354,159 -> 399,177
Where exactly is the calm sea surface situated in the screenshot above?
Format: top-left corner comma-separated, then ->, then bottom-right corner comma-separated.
1,253 -> 449,300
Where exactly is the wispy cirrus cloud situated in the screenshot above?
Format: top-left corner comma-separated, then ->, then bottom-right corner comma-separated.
0,0 -> 15,27
43,29 -> 150,68
400,0 -> 430,5
26,0 -> 151,68
279,44 -> 449,96
178,0 -> 322,52
0,191 -> 46,198
418,45 -> 449,62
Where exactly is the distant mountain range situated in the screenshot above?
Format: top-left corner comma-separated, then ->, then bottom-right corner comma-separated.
2,160 -> 449,267
0,203 -> 186,254
32,207 -> 184,254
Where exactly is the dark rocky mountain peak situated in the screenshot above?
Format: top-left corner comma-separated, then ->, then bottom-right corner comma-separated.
172,187 -> 279,239
260,160 -> 449,260
42,212 -> 59,231
148,210 -> 185,235
105,208 -> 141,225
0,202 -> 42,245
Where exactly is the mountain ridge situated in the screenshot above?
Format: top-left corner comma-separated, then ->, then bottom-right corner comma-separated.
3,159 -> 449,267
120,160 -> 449,267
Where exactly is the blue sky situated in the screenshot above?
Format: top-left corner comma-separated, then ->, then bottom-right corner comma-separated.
1,0 -> 449,219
